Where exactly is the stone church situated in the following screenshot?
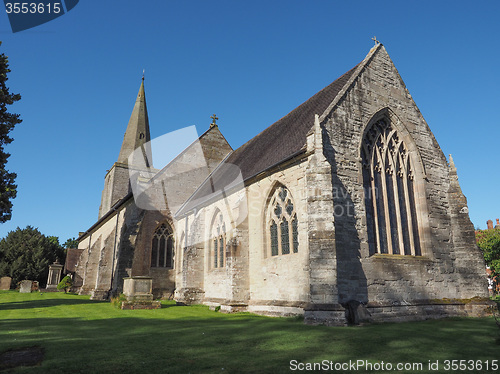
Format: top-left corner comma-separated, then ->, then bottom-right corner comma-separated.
73,43 -> 491,325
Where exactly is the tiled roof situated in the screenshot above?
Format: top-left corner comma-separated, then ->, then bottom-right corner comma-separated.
176,62 -> 360,216
227,64 -> 359,181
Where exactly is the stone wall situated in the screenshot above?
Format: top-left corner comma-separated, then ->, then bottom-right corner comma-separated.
98,163 -> 131,219
311,44 -> 489,323
247,161 -> 310,315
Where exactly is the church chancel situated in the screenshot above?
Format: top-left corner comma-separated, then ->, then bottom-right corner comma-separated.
73,43 -> 492,325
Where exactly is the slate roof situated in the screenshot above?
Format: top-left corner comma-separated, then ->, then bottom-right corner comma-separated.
228,64 -> 359,181
176,61 -> 361,216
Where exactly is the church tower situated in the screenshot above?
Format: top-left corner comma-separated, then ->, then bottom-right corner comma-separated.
98,78 -> 152,219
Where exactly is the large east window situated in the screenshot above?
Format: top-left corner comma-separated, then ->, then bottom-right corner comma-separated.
361,119 -> 421,256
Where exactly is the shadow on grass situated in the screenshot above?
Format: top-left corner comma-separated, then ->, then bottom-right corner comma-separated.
0,297 -> 106,311
0,313 -> 499,374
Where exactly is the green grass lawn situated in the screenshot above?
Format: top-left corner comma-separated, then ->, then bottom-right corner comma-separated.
0,291 -> 498,373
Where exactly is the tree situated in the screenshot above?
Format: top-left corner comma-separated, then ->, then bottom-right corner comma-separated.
0,226 -> 65,287
0,41 -> 22,223
63,237 -> 78,249
476,227 -> 500,278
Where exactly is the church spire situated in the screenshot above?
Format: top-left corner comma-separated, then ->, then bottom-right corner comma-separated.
117,78 -> 152,167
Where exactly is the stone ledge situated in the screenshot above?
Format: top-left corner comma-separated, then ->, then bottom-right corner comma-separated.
303,303 -> 345,311
121,301 -> 161,310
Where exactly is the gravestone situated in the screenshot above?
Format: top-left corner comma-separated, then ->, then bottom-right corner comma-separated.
121,277 -> 160,309
0,276 -> 12,290
19,280 -> 32,293
46,260 -> 64,289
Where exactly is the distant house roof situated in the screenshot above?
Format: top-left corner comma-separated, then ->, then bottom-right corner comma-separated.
176,62 -> 360,216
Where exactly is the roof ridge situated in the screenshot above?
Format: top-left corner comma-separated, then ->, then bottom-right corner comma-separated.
225,59 -> 362,166
175,48 -> 372,214
149,124 -> 222,183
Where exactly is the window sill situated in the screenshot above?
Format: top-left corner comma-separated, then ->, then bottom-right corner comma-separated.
368,254 -> 430,261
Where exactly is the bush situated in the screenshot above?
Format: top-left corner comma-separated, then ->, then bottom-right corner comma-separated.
110,293 -> 127,308
57,276 -> 72,293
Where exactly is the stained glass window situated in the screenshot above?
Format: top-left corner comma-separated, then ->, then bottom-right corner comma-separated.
219,236 -> 224,268
281,219 -> 290,254
271,221 -> 278,256
292,217 -> 298,253
268,185 -> 298,257
151,223 -> 174,268
361,118 -> 422,256
212,211 -> 226,268
214,238 -> 218,268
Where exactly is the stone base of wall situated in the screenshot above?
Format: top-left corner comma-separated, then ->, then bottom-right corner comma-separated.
78,286 -> 93,296
366,299 -> 496,323
248,305 -> 304,317
175,287 -> 205,305
153,288 -> 175,299
304,304 -> 348,326
303,299 -> 497,326
90,289 -> 109,300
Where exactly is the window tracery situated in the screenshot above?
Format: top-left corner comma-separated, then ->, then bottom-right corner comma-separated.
212,211 -> 226,268
151,223 -> 174,268
268,186 -> 298,256
361,119 -> 421,256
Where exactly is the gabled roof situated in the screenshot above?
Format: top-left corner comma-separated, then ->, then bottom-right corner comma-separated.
226,63 -> 359,182
176,46 -> 384,217
79,125 -> 232,241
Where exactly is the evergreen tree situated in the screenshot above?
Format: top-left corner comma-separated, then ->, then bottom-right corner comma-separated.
0,41 -> 22,223
0,226 -> 65,287
63,237 -> 79,249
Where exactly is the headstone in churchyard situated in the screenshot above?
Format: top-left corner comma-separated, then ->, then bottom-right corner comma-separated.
46,260 -> 64,289
121,277 -> 160,310
19,280 -> 33,293
0,276 -> 12,290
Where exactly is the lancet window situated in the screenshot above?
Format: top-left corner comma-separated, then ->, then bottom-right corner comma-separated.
212,211 -> 226,268
151,223 -> 174,268
268,186 -> 299,256
361,119 -> 421,256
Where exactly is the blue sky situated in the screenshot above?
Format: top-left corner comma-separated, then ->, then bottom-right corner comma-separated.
0,1 -> 498,242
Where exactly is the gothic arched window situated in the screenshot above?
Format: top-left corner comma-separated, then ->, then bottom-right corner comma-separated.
151,223 -> 174,268
361,119 -> 421,256
268,186 -> 299,256
212,211 -> 226,268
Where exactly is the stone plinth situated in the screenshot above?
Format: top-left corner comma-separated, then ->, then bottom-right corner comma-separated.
122,277 -> 159,309
46,261 -> 64,290
123,277 -> 153,301
0,276 -> 12,290
19,280 -> 32,293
